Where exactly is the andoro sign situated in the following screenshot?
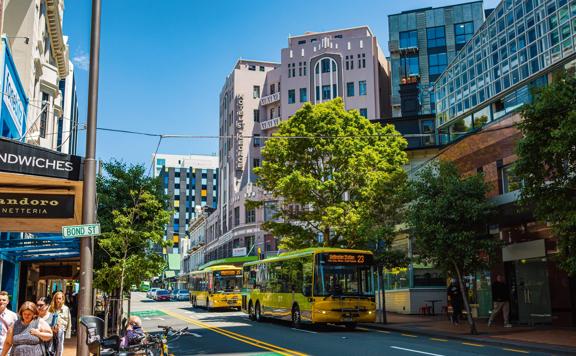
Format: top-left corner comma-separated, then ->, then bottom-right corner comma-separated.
0,193 -> 74,219
0,137 -> 82,180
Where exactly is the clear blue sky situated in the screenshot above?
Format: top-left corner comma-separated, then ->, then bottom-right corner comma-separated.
64,0 -> 501,168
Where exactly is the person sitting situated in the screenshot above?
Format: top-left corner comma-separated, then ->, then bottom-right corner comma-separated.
121,316 -> 145,348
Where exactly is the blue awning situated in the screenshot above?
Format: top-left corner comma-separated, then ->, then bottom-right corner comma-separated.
0,234 -> 79,262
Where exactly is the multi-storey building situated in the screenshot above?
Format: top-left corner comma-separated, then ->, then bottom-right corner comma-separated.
380,1 -> 486,152
3,0 -> 73,151
429,0 -> 576,325
208,27 -> 392,264
58,57 -> 79,155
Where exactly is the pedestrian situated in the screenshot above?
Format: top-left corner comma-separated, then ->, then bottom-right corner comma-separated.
49,292 -> 71,356
0,291 -> 18,355
447,278 -> 463,325
488,274 -> 512,328
37,297 -> 58,356
0,301 -> 53,356
121,316 -> 145,348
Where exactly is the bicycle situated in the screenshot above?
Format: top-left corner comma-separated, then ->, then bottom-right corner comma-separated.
137,325 -> 195,356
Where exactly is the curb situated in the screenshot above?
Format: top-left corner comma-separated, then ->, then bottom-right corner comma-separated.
359,323 -> 576,355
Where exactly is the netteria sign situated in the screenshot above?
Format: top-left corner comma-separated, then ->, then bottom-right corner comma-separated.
0,137 -> 82,180
0,193 -> 75,219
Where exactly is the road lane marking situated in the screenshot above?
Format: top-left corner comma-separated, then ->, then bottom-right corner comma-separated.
291,328 -> 317,334
190,333 -> 203,338
390,346 -> 445,356
401,333 -> 418,338
161,309 -> 306,356
462,342 -> 484,347
357,327 -> 390,334
502,348 -> 530,354
429,338 -> 448,342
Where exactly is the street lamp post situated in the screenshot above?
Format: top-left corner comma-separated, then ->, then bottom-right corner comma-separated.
77,0 -> 101,354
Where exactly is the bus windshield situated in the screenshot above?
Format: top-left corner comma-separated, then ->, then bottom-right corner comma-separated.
213,271 -> 242,292
314,253 -> 374,297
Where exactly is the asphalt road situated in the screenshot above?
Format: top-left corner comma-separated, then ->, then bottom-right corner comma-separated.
129,292 -> 546,356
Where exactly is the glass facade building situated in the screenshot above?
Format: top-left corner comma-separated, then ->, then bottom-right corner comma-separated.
435,0 -> 576,143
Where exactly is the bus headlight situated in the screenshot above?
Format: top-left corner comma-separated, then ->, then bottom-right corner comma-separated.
368,311 -> 373,314
322,311 -> 327,314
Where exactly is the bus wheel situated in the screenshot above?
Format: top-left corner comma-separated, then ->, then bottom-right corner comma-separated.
248,301 -> 255,320
255,302 -> 263,322
292,304 -> 301,328
345,322 -> 357,330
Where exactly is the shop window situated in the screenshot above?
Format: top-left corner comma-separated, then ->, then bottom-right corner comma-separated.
500,164 -> 522,194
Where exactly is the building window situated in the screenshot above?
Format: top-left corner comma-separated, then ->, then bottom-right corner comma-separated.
245,208 -> 256,224
234,207 -> 240,226
455,22 -> 474,48
346,82 -> 354,97
400,56 -> 419,81
426,26 -> 446,48
270,83 -> 276,94
253,85 -> 260,98
298,40 -> 306,45
321,58 -> 333,73
259,66 -> 265,72
357,53 -> 366,68
359,108 -> 368,118
248,64 -> 256,71
500,164 -> 521,194
288,89 -> 296,104
254,134 -> 261,147
322,85 -> 331,100
399,30 -> 418,48
253,109 -> 260,122
359,81 -> 367,96
299,88 -> 307,102
270,108 -> 275,119
428,53 -> 448,79
40,92 -> 49,138
253,158 -> 261,168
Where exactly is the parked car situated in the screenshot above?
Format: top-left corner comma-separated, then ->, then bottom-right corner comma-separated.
169,289 -> 180,300
174,290 -> 190,301
147,288 -> 160,299
154,289 -> 171,301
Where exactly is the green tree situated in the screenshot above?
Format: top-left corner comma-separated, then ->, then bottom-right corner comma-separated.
405,161 -> 499,334
253,98 -> 408,249
95,161 -> 170,333
515,71 -> 576,275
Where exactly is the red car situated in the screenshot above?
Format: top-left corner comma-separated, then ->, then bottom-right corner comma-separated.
154,289 -> 170,301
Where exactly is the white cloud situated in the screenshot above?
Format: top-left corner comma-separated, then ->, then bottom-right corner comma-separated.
72,50 -> 89,71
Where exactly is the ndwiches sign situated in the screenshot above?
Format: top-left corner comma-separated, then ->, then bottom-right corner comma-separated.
0,193 -> 75,219
0,138 -> 82,180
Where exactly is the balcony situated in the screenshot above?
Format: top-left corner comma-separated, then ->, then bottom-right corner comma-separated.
260,117 -> 281,130
259,92 -> 280,106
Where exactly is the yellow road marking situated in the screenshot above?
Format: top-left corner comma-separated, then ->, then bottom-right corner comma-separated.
401,333 -> 418,338
161,309 -> 306,356
430,338 -> 448,342
462,342 -> 484,347
502,348 -> 530,354
357,327 -> 390,334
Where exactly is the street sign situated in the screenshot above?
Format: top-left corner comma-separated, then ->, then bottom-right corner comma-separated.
62,223 -> 100,238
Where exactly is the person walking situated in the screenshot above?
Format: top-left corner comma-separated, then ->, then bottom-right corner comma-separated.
49,292 -> 71,356
0,292 -> 18,355
37,297 -> 58,356
0,301 -> 53,356
488,274 -> 512,328
447,279 -> 463,325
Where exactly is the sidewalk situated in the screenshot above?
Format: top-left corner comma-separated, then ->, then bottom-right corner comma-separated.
363,313 -> 576,354
63,336 -> 77,356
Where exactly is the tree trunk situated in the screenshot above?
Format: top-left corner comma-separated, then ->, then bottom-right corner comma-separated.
103,296 -> 109,338
116,258 -> 126,335
323,227 -> 331,247
377,266 -> 387,323
452,261 -> 477,335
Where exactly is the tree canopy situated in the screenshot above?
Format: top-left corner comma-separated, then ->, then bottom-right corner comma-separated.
253,98 -> 408,250
515,71 -> 576,275
405,161 -> 500,334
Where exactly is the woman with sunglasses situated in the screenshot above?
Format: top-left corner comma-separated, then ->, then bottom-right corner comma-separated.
37,297 -> 57,356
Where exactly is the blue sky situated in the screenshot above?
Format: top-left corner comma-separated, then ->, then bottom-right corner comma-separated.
64,0 -> 501,168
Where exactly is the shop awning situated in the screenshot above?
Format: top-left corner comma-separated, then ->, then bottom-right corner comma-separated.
0,234 -> 79,262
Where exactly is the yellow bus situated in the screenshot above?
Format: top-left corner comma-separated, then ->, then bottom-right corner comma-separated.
242,248 -> 376,329
189,265 -> 243,309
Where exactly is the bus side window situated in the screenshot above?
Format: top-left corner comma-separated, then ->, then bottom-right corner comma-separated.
303,258 -> 313,297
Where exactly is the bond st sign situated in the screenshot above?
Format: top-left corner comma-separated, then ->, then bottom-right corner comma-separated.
235,94 -> 244,172
0,138 -> 84,232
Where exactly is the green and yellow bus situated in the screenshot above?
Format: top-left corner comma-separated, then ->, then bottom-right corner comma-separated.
189,265 -> 243,309
242,248 -> 376,329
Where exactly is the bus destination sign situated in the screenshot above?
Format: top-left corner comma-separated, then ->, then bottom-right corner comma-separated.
324,253 -> 372,264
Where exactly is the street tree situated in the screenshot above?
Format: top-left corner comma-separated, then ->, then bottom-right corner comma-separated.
252,98 -> 408,250
405,161 -> 499,334
95,161 -> 169,333
515,71 -> 576,275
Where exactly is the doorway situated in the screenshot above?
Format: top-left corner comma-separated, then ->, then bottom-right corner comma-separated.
506,258 -> 552,324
